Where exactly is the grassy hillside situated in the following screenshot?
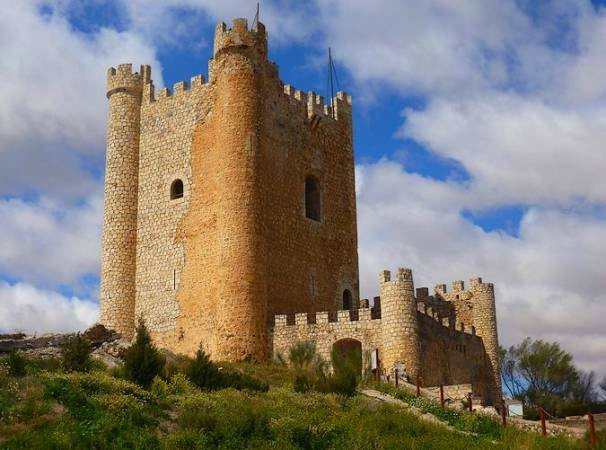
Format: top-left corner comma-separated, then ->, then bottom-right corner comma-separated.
0,355 -> 603,449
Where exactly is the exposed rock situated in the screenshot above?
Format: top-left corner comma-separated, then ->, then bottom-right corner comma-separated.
92,338 -> 132,368
0,324 -> 127,367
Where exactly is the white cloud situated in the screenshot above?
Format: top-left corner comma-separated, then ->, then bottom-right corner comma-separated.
0,1 -> 162,200
112,0 -> 315,48
0,194 -> 103,288
0,281 -> 98,334
402,94 -> 606,207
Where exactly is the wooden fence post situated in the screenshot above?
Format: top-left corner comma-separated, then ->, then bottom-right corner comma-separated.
468,393 -> 473,412
395,368 -> 399,388
588,412 -> 597,448
539,407 -> 547,436
501,399 -> 507,427
440,384 -> 445,408
416,375 -> 421,397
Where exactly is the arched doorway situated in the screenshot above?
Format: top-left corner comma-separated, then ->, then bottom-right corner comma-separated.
332,338 -> 363,375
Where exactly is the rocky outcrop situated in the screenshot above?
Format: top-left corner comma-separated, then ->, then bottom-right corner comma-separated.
0,324 -> 130,368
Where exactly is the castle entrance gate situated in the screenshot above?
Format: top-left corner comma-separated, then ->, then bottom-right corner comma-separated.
332,338 -> 363,374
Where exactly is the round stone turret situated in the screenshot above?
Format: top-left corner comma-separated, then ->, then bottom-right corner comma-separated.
470,278 -> 502,405
213,18 -> 268,60
99,64 -> 148,339
379,268 -> 420,379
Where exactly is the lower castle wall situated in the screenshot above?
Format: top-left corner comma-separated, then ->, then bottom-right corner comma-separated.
417,313 -> 488,396
272,296 -> 495,404
271,309 -> 381,369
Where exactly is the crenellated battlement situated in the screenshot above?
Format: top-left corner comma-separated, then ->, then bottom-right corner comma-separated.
283,85 -> 352,122
142,74 -> 208,105
213,18 -> 267,59
274,307 -> 375,329
415,299 -> 478,335
106,64 -> 150,99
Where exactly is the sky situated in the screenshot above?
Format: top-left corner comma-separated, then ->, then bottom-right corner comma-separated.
0,0 -> 605,381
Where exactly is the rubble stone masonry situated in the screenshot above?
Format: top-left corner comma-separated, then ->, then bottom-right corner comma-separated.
99,17 -> 501,403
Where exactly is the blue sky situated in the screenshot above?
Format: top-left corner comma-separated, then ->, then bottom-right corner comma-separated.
0,0 -> 605,380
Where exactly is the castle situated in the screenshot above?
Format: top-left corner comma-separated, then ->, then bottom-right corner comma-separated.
99,18 -> 502,404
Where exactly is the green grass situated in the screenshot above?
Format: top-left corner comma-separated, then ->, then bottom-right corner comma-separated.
0,356 -> 603,449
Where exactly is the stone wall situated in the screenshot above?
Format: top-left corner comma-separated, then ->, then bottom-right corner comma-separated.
134,74 -> 209,345
417,311 -> 488,397
99,18 -> 501,400
271,308 -> 381,367
100,18 -> 359,360
271,268 -> 501,405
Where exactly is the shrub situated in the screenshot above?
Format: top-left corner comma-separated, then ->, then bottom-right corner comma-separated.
287,341 -> 327,393
186,346 -> 269,393
123,319 -> 165,389
169,372 -> 197,395
286,341 -> 361,396
150,376 -> 169,398
186,346 -> 223,391
325,346 -> 361,397
7,350 -> 28,377
61,333 -> 92,372
221,370 -> 269,393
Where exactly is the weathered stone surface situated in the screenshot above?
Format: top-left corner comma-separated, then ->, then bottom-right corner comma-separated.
99,18 -> 358,361
97,17 -> 501,404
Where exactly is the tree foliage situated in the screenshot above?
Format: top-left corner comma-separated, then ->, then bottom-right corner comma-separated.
600,376 -> 606,401
124,319 -> 166,389
186,346 -> 223,390
501,337 -> 603,416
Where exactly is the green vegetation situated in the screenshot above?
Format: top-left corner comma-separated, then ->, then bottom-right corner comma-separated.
502,337 -> 606,418
286,340 -> 361,396
186,346 -> 269,392
61,334 -> 93,372
0,340 -> 603,449
375,382 -> 504,439
7,351 -> 27,378
123,319 -> 166,388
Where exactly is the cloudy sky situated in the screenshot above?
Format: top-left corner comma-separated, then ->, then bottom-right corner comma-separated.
0,0 -> 604,379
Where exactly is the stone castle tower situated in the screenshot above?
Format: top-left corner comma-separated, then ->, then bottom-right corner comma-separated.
99,17 -> 501,404
99,18 -> 358,361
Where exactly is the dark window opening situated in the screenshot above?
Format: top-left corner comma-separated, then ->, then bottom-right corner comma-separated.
342,289 -> 352,310
171,179 -> 184,200
305,176 -> 321,221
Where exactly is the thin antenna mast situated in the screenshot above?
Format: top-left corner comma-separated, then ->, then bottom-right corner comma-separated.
252,2 -> 260,28
327,48 -> 341,119
328,48 -> 335,118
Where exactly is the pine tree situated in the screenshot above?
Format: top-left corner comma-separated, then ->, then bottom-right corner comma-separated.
123,319 -> 165,388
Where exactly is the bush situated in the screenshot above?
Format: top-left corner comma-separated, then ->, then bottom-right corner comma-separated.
186,346 -> 223,391
150,376 -> 169,398
186,345 -> 269,392
123,319 -> 165,389
61,333 -> 92,372
7,350 -> 28,377
169,372 -> 197,395
287,341 -> 327,394
286,341 -> 361,396
221,370 -> 269,393
325,346 -> 361,397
